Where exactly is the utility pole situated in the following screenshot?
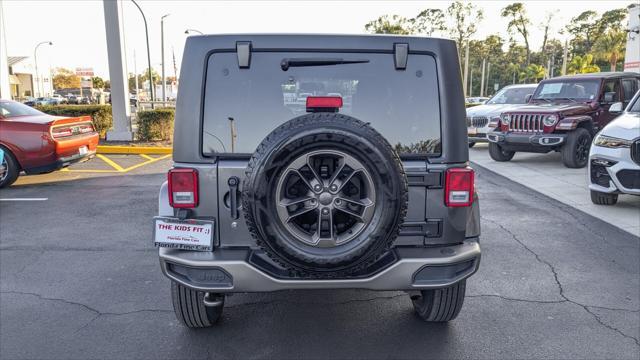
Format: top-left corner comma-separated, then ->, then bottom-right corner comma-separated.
485,62 -> 491,96
131,0 -> 154,106
134,50 -> 139,97
161,14 -> 170,103
172,46 -> 178,82
469,69 -> 473,97
480,58 -> 486,97
0,0 -> 11,100
550,52 -> 556,78
34,41 -> 52,98
462,41 -> 469,97
561,40 -> 568,76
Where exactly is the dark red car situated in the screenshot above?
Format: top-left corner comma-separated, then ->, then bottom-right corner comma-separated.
0,100 -> 99,187
487,72 -> 640,168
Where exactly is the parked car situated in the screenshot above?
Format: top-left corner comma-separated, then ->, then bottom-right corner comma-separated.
588,90 -> 640,205
466,96 -> 489,105
487,72 -> 640,168
34,97 -> 56,106
66,94 -> 79,104
51,94 -> 68,105
466,84 -> 538,147
22,97 -> 36,107
0,100 -> 99,188
154,34 -> 480,328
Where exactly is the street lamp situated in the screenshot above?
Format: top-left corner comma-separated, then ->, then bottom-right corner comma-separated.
131,0 -> 154,106
161,13 -> 170,103
34,41 -> 52,98
184,29 -> 203,35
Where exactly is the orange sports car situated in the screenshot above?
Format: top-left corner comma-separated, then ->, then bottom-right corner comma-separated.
0,100 -> 99,187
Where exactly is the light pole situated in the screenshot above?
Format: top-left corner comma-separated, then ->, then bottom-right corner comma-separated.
184,29 -> 203,35
34,41 -> 52,98
130,0 -> 154,106
161,13 -> 170,103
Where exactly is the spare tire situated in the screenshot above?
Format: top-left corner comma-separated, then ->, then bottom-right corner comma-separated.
242,113 -> 408,277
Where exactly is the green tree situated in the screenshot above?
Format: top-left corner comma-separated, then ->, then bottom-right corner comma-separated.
410,9 -> 446,36
520,64 -> 545,82
52,68 -> 81,90
567,54 -> 600,74
593,29 -> 626,72
91,76 -> 105,89
566,10 -> 599,56
140,68 -> 160,86
364,14 -> 412,34
446,1 -> 484,60
501,3 -> 532,64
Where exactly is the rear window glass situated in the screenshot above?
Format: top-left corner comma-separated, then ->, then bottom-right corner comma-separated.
202,51 -> 441,156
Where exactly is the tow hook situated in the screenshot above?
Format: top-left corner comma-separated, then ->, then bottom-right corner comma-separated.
203,293 -> 224,307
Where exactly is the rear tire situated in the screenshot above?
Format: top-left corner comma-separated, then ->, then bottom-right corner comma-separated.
0,147 -> 20,189
590,190 -> 618,205
171,282 -> 224,328
468,142 -> 476,148
411,280 -> 466,322
488,143 -> 515,162
562,128 -> 591,168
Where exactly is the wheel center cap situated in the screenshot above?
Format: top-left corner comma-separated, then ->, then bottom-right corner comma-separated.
318,192 -> 333,206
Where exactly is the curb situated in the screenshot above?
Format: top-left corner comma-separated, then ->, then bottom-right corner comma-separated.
97,146 -> 172,155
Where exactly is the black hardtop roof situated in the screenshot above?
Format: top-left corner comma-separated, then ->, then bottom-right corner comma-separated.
185,33 -> 456,52
544,72 -> 639,82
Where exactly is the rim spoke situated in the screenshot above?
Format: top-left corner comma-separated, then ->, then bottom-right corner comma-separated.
279,196 -> 314,208
286,203 -> 318,222
317,208 -> 334,240
287,169 -> 315,192
330,168 -> 363,194
305,156 -> 324,191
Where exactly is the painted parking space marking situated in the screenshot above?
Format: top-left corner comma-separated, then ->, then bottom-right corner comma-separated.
60,154 -> 171,174
0,198 -> 48,201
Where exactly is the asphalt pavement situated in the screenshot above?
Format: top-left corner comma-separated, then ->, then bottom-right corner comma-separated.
0,158 -> 638,359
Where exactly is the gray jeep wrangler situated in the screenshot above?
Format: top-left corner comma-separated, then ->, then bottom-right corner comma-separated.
154,34 -> 481,328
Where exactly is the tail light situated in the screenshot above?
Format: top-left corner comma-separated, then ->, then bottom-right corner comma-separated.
306,96 -> 343,113
445,167 -> 474,207
168,168 -> 199,208
51,123 -> 95,139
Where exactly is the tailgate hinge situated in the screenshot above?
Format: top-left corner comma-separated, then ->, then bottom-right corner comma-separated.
236,41 -> 252,69
394,43 -> 409,70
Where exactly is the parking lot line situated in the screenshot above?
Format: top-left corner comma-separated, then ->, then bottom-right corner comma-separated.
121,154 -> 171,172
96,154 -> 125,172
0,198 -> 48,201
139,154 -> 154,161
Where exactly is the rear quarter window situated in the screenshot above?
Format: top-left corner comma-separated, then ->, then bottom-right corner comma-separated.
201,51 -> 441,157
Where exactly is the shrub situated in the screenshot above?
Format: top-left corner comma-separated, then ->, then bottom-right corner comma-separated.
137,108 -> 175,141
36,105 -> 113,138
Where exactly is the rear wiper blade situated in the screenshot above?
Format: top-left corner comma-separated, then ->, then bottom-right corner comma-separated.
280,58 -> 369,71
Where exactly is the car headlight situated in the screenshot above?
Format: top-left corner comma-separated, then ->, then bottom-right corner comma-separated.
594,135 -> 632,148
500,114 -> 510,125
488,116 -> 501,128
543,114 -> 559,126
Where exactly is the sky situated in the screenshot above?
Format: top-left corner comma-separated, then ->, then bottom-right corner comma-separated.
2,0 -> 635,79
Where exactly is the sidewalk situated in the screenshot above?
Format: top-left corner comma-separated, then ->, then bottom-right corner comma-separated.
470,144 -> 640,237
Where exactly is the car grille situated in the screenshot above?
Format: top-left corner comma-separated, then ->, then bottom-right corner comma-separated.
466,116 -> 489,128
616,169 -> 640,190
508,114 -> 544,133
631,140 -> 640,166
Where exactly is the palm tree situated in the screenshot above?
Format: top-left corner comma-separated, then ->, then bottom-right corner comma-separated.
519,64 -> 545,83
507,63 -> 521,84
593,29 -> 626,72
567,54 -> 601,74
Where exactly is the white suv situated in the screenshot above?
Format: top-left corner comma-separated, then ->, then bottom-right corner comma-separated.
588,91 -> 640,205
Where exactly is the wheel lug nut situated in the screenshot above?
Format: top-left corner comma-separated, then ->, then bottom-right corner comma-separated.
322,208 -> 330,215
310,199 -> 317,205
314,185 -> 322,191
334,199 -> 342,205
330,185 -> 338,192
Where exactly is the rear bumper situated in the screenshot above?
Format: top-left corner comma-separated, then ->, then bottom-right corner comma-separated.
24,151 -> 96,174
159,238 -> 481,292
487,131 -> 567,150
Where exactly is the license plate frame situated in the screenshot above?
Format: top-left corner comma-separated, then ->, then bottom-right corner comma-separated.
153,216 -> 215,251
468,127 -> 478,135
